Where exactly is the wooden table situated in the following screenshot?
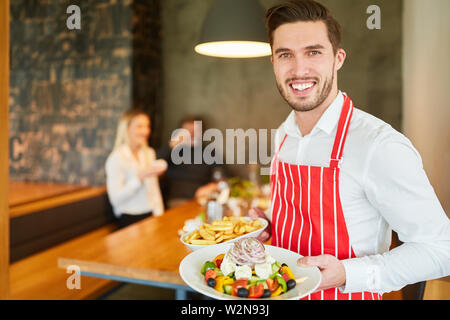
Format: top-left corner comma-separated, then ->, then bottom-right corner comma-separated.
58,200 -> 204,299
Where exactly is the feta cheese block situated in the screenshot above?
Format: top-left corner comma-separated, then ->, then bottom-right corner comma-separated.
234,265 -> 252,280
220,254 -> 236,276
265,252 -> 276,265
254,262 -> 272,279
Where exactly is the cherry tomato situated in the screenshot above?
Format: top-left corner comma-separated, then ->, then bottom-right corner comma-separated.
266,278 -> 279,293
248,283 -> 265,298
205,269 -> 217,282
231,279 -> 248,296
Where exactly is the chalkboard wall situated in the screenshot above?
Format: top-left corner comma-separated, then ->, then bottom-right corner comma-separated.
9,0 -> 162,186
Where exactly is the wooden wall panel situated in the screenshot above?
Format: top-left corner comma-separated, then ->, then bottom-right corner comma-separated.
0,0 -> 10,299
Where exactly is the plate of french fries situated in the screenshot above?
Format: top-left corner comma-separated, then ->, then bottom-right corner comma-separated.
180,216 -> 268,251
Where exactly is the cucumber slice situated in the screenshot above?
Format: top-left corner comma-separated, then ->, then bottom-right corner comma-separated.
224,285 -> 232,295
249,276 -> 260,285
271,262 -> 281,274
256,279 -> 268,290
214,268 -> 224,277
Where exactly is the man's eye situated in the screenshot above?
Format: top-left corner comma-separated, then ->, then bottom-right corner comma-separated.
309,50 -> 321,56
279,53 -> 291,58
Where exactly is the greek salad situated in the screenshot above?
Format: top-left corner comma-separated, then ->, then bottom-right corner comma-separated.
200,237 -> 297,298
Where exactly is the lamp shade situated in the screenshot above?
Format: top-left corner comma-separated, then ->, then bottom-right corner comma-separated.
195,0 -> 271,58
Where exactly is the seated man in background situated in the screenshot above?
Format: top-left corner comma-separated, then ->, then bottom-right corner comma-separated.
157,115 -> 225,208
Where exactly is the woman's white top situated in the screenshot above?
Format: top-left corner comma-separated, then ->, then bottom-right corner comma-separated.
105,144 -> 165,218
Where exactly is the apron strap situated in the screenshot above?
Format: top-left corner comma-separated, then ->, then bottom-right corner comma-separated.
276,134 -> 288,158
273,93 -> 354,171
270,133 -> 288,175
329,93 -> 354,169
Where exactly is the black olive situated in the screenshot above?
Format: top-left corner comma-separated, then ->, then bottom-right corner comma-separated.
262,289 -> 271,298
287,279 -> 296,290
207,278 -> 216,287
237,287 -> 249,298
281,263 -> 288,267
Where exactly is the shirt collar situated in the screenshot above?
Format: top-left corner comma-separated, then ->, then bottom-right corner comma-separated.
283,91 -> 344,137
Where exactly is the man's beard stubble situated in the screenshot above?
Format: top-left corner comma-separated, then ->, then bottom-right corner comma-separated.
277,69 -> 335,113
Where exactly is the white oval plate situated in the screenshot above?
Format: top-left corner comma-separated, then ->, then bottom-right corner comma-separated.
180,217 -> 268,251
179,242 -> 321,300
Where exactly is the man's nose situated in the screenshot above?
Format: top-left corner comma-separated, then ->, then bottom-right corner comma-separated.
290,56 -> 310,77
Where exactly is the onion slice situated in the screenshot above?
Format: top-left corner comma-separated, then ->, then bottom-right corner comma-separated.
227,237 -> 266,266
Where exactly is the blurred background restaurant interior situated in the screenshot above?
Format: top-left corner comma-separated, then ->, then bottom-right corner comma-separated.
0,0 -> 448,300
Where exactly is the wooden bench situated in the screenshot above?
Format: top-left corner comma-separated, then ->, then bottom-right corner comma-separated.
8,182 -> 121,299
9,223 -> 120,299
9,182 -> 116,263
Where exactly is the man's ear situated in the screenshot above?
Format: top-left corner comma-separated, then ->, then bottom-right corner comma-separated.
335,48 -> 346,71
270,55 -> 274,65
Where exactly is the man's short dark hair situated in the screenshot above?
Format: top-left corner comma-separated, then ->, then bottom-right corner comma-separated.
265,0 -> 342,54
179,115 -> 205,128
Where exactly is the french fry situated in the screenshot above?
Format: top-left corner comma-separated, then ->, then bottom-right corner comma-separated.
245,224 -> 256,233
222,233 -> 238,240
252,220 -> 263,227
185,216 -> 265,246
209,225 -> 234,232
235,226 -> 244,235
191,231 -> 200,240
212,220 -> 233,226
184,230 -> 196,242
296,277 -> 308,284
190,239 -> 217,245
199,227 -> 215,240
188,230 -> 199,241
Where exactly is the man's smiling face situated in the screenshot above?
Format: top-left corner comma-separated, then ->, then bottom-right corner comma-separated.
271,20 -> 345,112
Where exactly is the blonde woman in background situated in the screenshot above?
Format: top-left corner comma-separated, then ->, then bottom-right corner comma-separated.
106,109 -> 167,229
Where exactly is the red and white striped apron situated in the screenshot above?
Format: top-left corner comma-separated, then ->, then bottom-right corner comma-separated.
270,93 -> 382,300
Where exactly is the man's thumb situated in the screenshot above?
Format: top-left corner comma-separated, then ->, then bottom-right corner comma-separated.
297,255 -> 328,268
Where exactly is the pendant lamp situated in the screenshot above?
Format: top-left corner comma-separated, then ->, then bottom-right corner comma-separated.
194,0 -> 271,58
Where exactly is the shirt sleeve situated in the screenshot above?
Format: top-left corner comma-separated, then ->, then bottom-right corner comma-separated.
105,152 -> 142,211
340,132 -> 450,294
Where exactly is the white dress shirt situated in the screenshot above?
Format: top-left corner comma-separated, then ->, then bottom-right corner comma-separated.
105,145 -> 165,218
273,91 -> 450,295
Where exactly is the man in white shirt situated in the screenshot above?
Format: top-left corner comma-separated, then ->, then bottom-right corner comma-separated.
251,0 -> 449,299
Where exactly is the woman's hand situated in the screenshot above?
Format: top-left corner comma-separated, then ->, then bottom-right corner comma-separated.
138,160 -> 168,181
248,207 -> 271,243
297,254 -> 346,291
